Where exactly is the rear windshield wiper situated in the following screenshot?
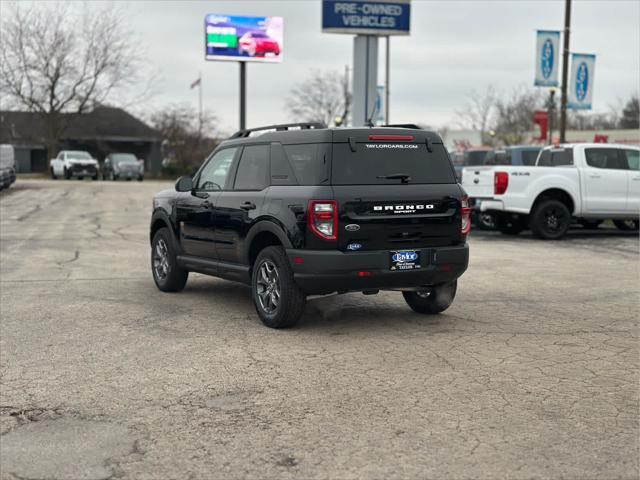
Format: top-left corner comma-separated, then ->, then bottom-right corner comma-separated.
376,173 -> 412,184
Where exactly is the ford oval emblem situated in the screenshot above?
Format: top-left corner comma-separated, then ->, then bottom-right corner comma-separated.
541,38 -> 554,79
575,61 -> 588,101
345,224 -> 360,232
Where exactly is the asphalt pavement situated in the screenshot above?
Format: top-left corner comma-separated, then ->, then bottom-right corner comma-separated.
1,179 -> 638,480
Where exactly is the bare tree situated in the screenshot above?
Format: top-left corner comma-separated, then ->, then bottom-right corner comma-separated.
0,3 -> 146,156
455,86 -> 496,144
492,87 -> 546,145
150,104 -> 220,175
286,69 -> 351,126
619,94 -> 639,129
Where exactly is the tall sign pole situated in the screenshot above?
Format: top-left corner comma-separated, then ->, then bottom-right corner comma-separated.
559,0 -> 572,143
321,0 -> 411,126
239,63 -> 246,130
385,36 -> 390,124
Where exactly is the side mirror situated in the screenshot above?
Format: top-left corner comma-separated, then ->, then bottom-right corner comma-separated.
175,175 -> 193,192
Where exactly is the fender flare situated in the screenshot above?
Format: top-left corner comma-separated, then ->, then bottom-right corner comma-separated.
149,209 -> 180,248
241,220 -> 293,265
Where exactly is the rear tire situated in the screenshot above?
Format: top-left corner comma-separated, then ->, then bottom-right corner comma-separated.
530,199 -> 571,240
496,214 -> 526,235
613,219 -> 639,231
403,281 -> 457,314
252,246 -> 305,328
151,228 -> 188,292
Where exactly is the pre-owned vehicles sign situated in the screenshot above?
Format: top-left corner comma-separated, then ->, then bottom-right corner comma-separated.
322,0 -> 411,36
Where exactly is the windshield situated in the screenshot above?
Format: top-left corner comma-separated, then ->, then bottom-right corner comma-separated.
67,151 -> 92,160
331,142 -> 455,185
112,153 -> 138,164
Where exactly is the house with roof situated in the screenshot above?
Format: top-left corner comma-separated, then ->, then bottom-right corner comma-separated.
0,107 -> 163,176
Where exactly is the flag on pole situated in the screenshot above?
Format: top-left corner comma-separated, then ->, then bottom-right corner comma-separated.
190,77 -> 201,89
568,53 -> 596,110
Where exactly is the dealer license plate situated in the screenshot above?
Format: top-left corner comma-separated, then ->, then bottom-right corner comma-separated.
390,250 -> 420,271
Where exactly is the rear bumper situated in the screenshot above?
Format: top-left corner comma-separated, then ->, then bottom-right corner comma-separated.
286,244 -> 469,295
470,197 -> 504,212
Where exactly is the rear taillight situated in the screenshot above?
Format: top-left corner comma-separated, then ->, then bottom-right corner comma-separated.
494,171 -> 509,195
461,196 -> 471,236
308,200 -> 338,241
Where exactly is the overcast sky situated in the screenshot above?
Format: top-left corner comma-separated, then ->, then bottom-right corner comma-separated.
101,1 -> 639,131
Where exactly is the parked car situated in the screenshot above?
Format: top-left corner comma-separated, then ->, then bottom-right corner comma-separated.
0,144 -> 17,190
103,153 -> 144,181
238,31 -> 280,57
472,146 -> 542,229
462,143 -> 640,239
150,123 -> 470,328
50,150 -> 99,180
450,147 -> 492,182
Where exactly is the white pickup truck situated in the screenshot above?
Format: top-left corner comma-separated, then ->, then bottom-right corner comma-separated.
462,143 -> 640,239
50,150 -> 99,180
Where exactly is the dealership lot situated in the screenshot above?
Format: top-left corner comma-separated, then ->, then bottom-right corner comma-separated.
1,180 -> 638,479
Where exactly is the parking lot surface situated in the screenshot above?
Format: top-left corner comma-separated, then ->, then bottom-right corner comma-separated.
1,179 -> 638,480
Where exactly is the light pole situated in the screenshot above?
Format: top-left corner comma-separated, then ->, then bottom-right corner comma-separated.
559,0 -> 572,143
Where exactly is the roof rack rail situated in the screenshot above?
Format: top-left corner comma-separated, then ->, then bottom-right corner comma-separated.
230,122 -> 327,139
382,124 -> 423,130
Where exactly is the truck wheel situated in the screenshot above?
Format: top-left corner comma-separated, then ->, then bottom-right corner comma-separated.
50,168 -> 58,180
151,228 -> 188,292
252,246 -> 306,328
613,219 -> 639,231
496,214 -> 526,235
64,168 -> 71,180
403,281 -> 457,315
475,212 -> 496,230
530,199 -> 571,240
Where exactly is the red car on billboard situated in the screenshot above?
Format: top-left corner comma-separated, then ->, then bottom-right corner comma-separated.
238,31 -> 280,57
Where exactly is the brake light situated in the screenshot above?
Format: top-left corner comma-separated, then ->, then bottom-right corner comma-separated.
308,200 -> 338,241
494,171 -> 509,195
461,196 -> 471,236
368,135 -> 414,141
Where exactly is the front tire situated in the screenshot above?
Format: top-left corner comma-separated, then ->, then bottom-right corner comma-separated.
151,228 -> 188,292
613,219 -> 639,231
496,214 -> 526,235
64,168 -> 71,180
530,199 -> 571,240
403,281 -> 457,314
252,246 -> 305,328
50,168 -> 58,180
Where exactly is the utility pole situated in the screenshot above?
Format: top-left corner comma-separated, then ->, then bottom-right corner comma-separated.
385,36 -> 390,124
559,0 -> 572,143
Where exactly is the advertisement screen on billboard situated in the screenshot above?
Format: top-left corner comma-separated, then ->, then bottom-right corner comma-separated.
205,14 -> 283,63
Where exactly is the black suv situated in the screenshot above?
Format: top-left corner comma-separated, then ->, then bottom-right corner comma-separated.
150,123 -> 470,328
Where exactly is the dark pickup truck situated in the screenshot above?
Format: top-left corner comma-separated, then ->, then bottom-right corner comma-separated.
150,123 -> 470,328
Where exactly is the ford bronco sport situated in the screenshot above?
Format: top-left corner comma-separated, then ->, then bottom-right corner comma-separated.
150,123 -> 470,328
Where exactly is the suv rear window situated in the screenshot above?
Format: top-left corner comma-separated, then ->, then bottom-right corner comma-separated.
331,143 -> 455,185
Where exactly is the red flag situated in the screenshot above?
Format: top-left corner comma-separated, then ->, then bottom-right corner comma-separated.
190,78 -> 201,89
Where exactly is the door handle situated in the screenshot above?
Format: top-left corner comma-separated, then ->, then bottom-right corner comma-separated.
240,201 -> 256,211
201,200 -> 212,209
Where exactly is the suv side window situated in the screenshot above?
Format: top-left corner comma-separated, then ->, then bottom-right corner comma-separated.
624,149 -> 640,170
196,148 -> 237,191
585,148 -> 627,170
233,145 -> 269,191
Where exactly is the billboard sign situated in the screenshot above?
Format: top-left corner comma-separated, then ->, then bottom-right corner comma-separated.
534,30 -> 560,87
205,14 -> 283,63
568,53 -> 596,110
322,0 -> 411,36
